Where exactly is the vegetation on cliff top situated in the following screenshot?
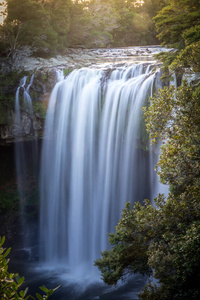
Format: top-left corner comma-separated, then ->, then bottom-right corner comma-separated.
0,0 -> 168,59
154,0 -> 200,79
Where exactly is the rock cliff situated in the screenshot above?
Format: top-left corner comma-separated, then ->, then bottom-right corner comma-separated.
0,46 -> 169,145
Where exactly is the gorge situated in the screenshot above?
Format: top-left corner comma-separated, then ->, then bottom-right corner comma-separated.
1,0 -> 200,297
0,47 -> 170,299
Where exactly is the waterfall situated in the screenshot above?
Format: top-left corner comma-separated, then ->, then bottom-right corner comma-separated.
14,75 -> 38,248
40,63 -> 161,277
15,76 -> 27,127
15,75 -> 35,131
24,74 -> 34,114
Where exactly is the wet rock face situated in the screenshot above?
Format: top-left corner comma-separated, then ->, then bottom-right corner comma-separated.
0,111 -> 44,145
31,69 -> 58,101
1,46 -> 169,73
22,115 -> 32,134
0,69 -> 57,145
0,126 -> 12,140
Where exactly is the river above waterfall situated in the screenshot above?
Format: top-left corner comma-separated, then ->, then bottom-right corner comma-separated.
3,45 -> 172,73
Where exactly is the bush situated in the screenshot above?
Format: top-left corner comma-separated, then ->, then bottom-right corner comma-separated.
0,236 -> 59,299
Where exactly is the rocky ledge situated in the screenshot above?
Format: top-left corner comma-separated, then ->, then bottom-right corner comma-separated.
1,45 -> 169,73
0,46 -> 171,145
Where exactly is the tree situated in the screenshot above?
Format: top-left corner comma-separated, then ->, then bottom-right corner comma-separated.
68,0 -> 93,46
154,0 -> 200,49
153,0 -> 200,78
94,200 -> 152,285
0,0 -> 49,58
144,82 -> 200,195
6,0 -> 49,50
95,83 -> 200,299
0,0 -> 72,57
111,0 -> 165,46
43,0 -> 71,52
69,0 -> 120,48
140,0 -> 169,44
87,0 -> 120,47
95,194 -> 200,299
68,0 -> 163,48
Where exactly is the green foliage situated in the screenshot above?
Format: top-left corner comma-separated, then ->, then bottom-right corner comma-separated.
69,0 -> 119,47
0,70 -> 47,123
1,0 -> 48,58
170,41 -> 200,74
153,0 -> 200,77
96,193 -> 200,299
95,201 -> 152,285
63,68 -> 73,77
0,0 -> 165,54
0,71 -> 31,116
0,236 -> 59,299
0,0 -> 71,58
68,0 -> 91,46
110,0 -> 162,46
32,101 -> 47,119
144,83 -> 200,194
142,0 -> 169,19
0,190 -> 19,214
43,0 -> 71,53
154,51 -> 179,81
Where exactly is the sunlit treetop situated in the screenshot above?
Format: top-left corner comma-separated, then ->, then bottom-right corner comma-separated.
0,1 -> 6,24
0,0 -> 172,56
134,0 -> 144,6
72,0 -> 144,6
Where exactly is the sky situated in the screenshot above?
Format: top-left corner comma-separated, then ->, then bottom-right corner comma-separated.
0,0 -> 6,24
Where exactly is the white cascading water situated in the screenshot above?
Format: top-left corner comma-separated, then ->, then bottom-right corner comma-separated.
15,75 -> 35,132
15,76 -> 28,126
40,63 -> 162,278
23,74 -> 34,114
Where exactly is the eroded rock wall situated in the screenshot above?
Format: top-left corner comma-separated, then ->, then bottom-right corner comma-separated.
0,68 -> 61,145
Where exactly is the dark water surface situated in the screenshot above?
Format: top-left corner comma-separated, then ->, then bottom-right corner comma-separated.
9,261 -> 147,300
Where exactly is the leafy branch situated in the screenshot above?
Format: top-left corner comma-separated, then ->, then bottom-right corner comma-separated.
0,236 -> 60,300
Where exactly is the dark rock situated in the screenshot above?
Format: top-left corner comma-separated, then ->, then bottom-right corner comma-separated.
22,115 -> 32,135
12,248 -> 32,261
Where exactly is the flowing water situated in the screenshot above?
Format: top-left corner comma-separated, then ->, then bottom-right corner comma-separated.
9,60 -> 170,299
39,63 -> 163,281
14,75 -> 39,248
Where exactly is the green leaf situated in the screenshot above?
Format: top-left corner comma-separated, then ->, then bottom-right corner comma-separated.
20,290 -> 25,298
36,293 -> 43,300
16,275 -> 24,285
2,248 -> 11,258
0,235 -> 5,246
39,286 -> 49,293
